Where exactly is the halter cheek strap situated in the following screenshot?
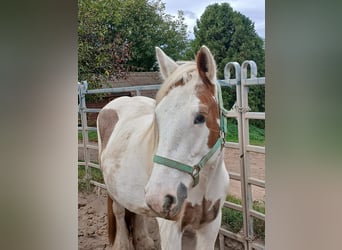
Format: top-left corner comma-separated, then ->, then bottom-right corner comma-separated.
153,137 -> 223,187
153,83 -> 227,187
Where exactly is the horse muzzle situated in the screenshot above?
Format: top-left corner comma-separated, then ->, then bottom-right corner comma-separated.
145,182 -> 188,220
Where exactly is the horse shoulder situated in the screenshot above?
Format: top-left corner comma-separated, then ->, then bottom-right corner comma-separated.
97,96 -> 155,152
97,107 -> 119,152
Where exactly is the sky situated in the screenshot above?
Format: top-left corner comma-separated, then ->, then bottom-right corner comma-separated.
162,0 -> 265,39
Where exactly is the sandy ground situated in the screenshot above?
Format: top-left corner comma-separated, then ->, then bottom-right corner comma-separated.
78,188 -> 161,250
224,148 -> 265,201
78,146 -> 265,249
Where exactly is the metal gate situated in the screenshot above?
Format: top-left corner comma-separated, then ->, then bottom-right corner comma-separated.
78,60 -> 265,249
217,61 -> 265,250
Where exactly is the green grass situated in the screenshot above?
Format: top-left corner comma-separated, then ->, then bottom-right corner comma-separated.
222,195 -> 265,240
78,131 -> 98,142
78,164 -> 104,191
222,195 -> 243,233
225,121 -> 265,146
78,122 -> 264,145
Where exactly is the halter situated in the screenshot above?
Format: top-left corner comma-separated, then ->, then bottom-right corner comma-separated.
153,82 -> 227,187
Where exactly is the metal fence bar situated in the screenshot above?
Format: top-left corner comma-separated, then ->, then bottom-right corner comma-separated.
85,84 -> 161,94
224,142 -> 239,149
88,162 -> 100,169
219,228 -> 246,244
249,210 -> 265,221
245,112 -> 265,120
78,126 -> 97,132
87,144 -> 98,150
84,108 -> 101,113
224,201 -> 243,212
239,61 -> 254,250
90,180 -> 107,189
246,145 -> 265,154
229,172 -> 241,181
250,241 -> 265,250
244,77 -> 265,86
78,81 -> 91,190
248,177 -> 265,188
242,61 -> 265,250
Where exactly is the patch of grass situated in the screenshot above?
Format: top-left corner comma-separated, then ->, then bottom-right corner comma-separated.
252,200 -> 265,240
253,200 -> 265,214
222,195 -> 265,240
226,120 -> 239,143
78,130 -> 98,142
249,126 -> 265,146
225,120 -> 265,146
90,167 -> 104,183
253,217 -> 265,240
78,165 -> 104,191
222,195 -> 243,233
78,165 -> 86,191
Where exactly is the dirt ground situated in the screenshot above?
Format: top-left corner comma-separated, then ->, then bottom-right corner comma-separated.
78,147 -> 265,249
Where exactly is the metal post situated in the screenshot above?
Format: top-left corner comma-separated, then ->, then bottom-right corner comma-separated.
241,60 -> 258,250
79,81 -> 91,190
231,65 -> 250,250
219,233 -> 225,249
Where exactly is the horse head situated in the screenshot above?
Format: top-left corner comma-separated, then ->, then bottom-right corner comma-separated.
144,46 -> 224,220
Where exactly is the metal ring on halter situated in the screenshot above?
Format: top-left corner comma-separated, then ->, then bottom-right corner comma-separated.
191,165 -> 201,187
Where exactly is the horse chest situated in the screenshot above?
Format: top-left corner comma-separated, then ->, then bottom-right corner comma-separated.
180,198 -> 220,231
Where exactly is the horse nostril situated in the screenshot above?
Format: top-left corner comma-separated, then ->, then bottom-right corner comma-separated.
177,182 -> 188,203
163,194 -> 176,212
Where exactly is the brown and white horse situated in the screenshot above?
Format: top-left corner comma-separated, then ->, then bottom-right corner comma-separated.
97,46 -> 229,249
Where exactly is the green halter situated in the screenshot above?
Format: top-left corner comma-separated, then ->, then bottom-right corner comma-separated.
153,83 -> 227,187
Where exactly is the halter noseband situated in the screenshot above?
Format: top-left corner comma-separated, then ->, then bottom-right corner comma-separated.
153,83 -> 227,187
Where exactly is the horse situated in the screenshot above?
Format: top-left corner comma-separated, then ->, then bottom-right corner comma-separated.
97,46 -> 230,250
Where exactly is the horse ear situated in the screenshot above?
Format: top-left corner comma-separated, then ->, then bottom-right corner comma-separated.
156,47 -> 178,79
196,46 -> 217,82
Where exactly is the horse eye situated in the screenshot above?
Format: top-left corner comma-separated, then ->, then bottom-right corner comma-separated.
194,113 -> 206,124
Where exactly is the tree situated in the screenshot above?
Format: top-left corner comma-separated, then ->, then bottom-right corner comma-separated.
119,0 -> 189,71
78,0 -> 190,89
190,3 -> 264,77
189,3 -> 265,127
78,0 -> 132,88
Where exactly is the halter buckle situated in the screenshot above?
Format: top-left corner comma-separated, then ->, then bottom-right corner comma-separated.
220,131 -> 226,149
192,165 -> 201,187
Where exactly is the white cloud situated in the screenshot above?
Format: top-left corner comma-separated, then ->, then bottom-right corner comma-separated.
163,0 -> 265,38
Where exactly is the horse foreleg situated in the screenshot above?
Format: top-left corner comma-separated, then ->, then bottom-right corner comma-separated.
109,197 -> 134,250
195,211 -> 222,250
157,218 -> 182,250
132,214 -> 157,250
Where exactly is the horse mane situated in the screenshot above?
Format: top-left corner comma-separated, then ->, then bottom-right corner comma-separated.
156,61 -> 197,104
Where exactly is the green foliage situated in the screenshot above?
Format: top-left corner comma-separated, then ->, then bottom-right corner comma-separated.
78,0 -> 132,88
226,119 -> 239,142
222,195 -> 243,233
221,86 -> 237,114
78,165 -> 104,191
189,3 -> 265,121
78,130 -> 98,142
78,0 -> 189,89
225,119 -> 265,146
190,3 -> 264,77
119,0 -> 189,71
249,124 -> 265,145
252,200 -> 265,240
222,195 -> 265,240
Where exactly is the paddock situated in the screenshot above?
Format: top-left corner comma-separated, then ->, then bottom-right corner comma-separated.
78,60 -> 265,250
